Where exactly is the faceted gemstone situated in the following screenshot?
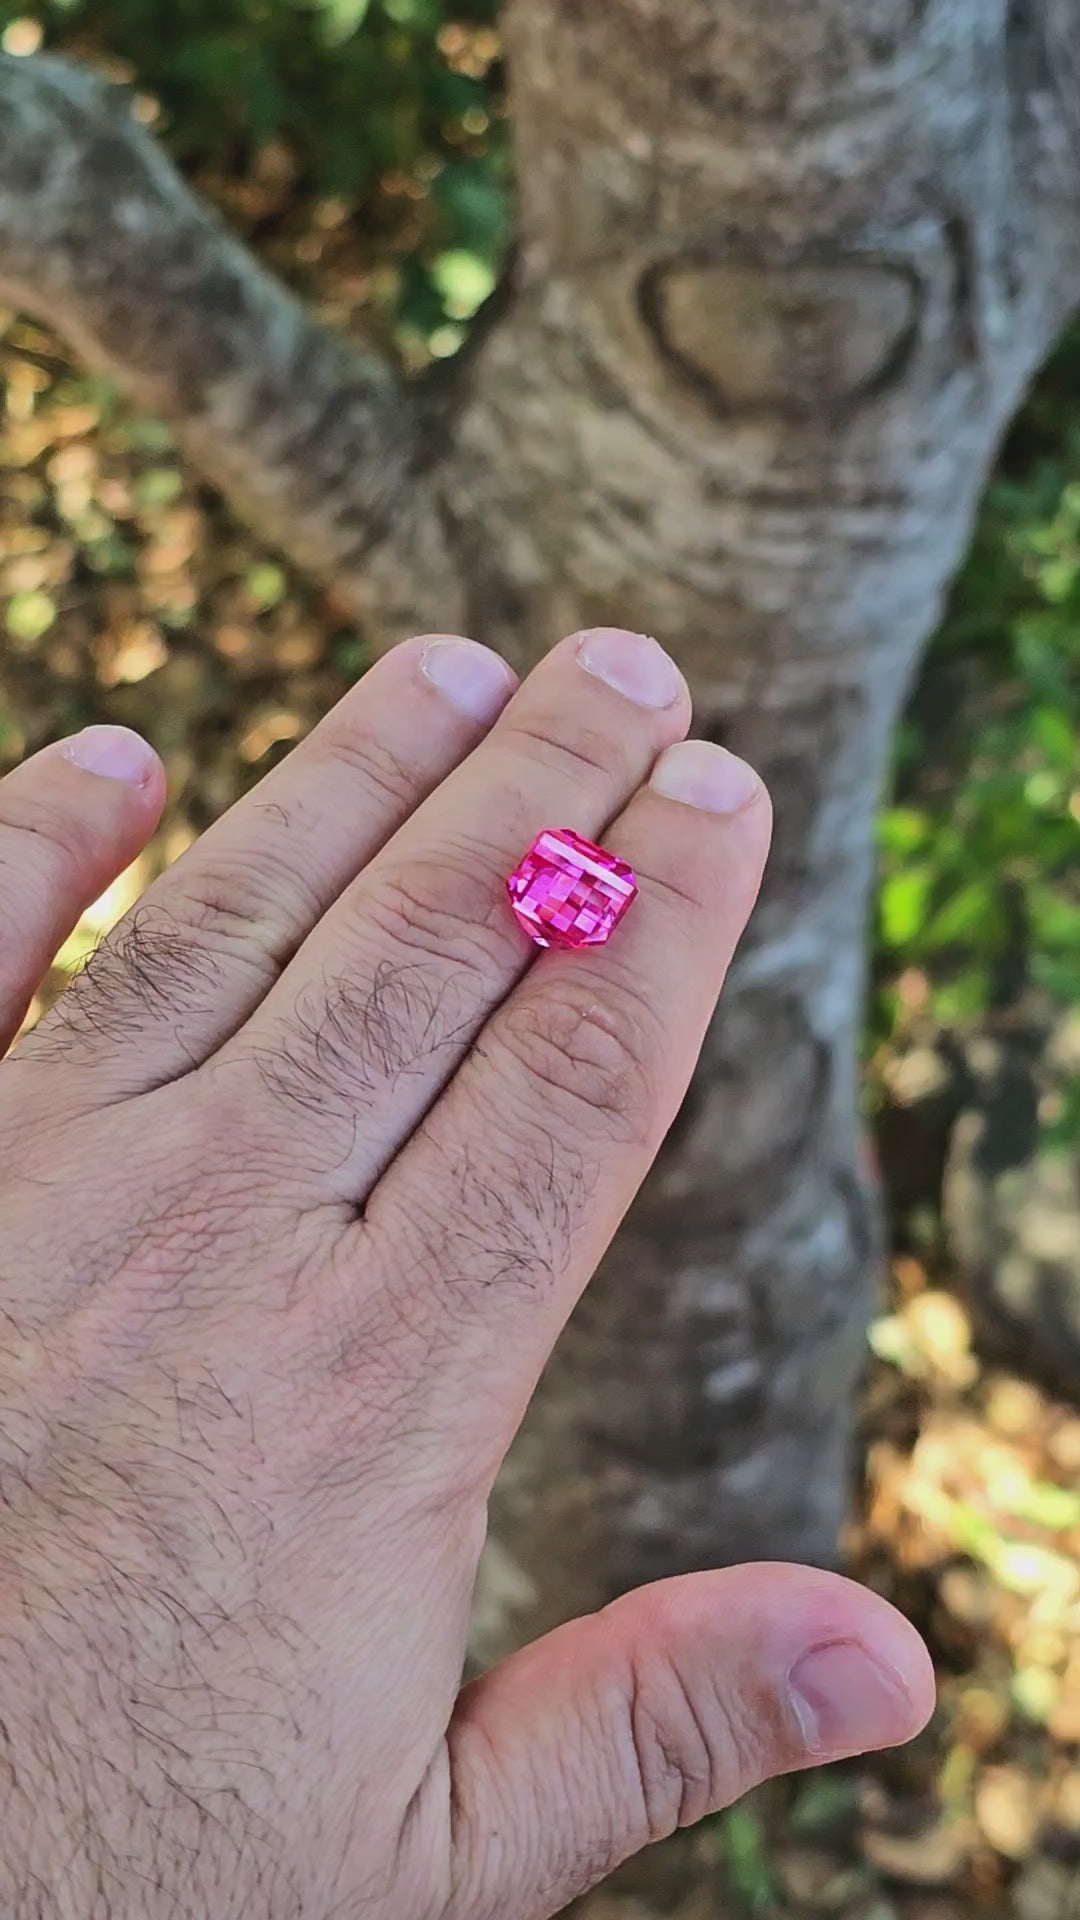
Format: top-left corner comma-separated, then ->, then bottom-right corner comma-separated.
506,827 -> 638,951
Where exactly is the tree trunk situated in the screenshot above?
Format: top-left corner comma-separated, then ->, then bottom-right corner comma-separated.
2,3 -> 1079,1640
442,0 -> 1080,1638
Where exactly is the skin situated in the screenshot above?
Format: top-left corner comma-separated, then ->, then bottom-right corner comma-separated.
0,627 -> 934,1919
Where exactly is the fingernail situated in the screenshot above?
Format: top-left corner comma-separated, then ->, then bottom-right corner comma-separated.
650,739 -> 762,814
420,635 -> 517,724
789,1641 -> 920,1758
577,628 -> 684,710
63,725 -> 158,790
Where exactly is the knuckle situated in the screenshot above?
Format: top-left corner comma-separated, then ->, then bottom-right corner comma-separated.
27,905 -> 222,1061
0,794 -> 83,879
501,715 -> 620,785
496,976 -> 663,1146
0,875 -> 48,975
314,726 -> 420,815
362,850 -> 515,978
167,851 -> 316,978
251,946 -> 484,1129
624,1651 -> 756,1841
361,1115 -> 589,1329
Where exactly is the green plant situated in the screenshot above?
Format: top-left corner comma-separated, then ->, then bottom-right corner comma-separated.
874,327 -> 1080,1039
2,0 -> 510,342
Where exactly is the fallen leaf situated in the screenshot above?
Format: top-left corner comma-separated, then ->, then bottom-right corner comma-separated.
861,1822 -> 973,1889
975,1765 -> 1042,1859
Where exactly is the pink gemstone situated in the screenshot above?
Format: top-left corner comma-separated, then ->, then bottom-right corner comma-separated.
506,827 -> 638,951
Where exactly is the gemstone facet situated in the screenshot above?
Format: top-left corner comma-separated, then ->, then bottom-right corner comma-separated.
506,827 -> 638,951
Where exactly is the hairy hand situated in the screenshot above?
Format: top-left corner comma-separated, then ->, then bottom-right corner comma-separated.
0,629 -> 932,1919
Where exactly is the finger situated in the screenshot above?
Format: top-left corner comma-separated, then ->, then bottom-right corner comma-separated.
226,628 -> 692,1197
0,726 -> 164,1056
352,739 -> 770,1474
447,1564 -> 935,1920
22,636 -> 516,1094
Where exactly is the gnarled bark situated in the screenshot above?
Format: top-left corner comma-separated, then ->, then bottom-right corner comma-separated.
446,0 -> 1080,1635
0,53 -> 422,605
1,3 -> 1078,1639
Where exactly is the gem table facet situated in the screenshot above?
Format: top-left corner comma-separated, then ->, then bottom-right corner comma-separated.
506,828 -> 638,951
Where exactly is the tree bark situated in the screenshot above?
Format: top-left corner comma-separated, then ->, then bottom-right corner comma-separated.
448,0 -> 1080,1639
0,53 -> 421,604
2,4 -> 1079,1639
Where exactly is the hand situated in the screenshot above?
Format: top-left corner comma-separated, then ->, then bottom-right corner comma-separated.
0,628 -> 932,1919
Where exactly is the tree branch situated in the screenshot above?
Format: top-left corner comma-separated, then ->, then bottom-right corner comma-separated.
0,53 -> 422,605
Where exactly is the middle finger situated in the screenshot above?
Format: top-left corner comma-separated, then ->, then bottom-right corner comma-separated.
217,628 -> 691,1198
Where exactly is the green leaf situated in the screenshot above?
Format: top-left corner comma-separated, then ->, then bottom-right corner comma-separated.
1013,1666 -> 1058,1725
1005,1479 -> 1080,1531
431,248 -> 496,320
1015,621 -> 1079,707
246,563 -> 288,612
920,879 -> 1002,954
789,1771 -> 859,1836
1030,702 -> 1078,770
382,0 -> 439,23
5,590 -> 56,643
1032,952 -> 1080,1003
720,1805 -> 777,1913
134,467 -> 184,510
879,866 -> 934,949
877,806 -> 932,856
432,161 -> 510,254
1028,884 -> 1080,951
930,966 -> 992,1023
310,0 -> 372,46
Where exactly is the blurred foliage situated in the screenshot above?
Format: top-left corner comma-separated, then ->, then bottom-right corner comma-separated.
874,333 -> 1080,1057
0,0 -> 509,353
718,1807 -> 780,1914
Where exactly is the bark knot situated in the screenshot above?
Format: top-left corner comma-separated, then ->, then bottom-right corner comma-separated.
639,253 -> 921,417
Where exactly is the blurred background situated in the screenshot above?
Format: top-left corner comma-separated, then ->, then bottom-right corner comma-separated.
0,4 -> 1078,1917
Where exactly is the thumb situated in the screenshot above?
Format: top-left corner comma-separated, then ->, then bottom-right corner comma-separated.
447,1562 -> 935,1920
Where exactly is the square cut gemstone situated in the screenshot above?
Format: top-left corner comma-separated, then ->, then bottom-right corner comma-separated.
507,827 -> 638,951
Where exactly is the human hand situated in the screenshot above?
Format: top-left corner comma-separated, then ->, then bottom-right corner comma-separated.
0,628 -> 933,1918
